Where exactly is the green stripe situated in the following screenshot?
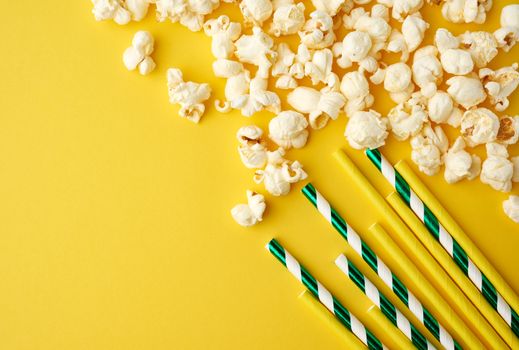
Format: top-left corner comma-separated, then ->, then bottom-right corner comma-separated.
423,207 -> 440,240
366,149 -> 382,172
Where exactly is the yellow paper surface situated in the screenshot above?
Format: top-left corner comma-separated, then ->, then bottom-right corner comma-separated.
0,1 -> 517,349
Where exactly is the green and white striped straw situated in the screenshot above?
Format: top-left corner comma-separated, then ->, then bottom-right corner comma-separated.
365,148 -> 519,339
336,255 -> 436,350
302,183 -> 460,350
266,239 -> 388,350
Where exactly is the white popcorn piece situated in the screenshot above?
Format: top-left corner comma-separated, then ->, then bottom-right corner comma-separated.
240,0 -> 273,27
443,137 -> 481,183
440,0 -> 492,24
231,190 -> 266,227
503,196 -> 519,224
402,13 -> 429,53
513,156 -> 519,182
434,28 -> 459,54
446,106 -> 463,128
299,10 -> 336,49
479,64 -> 519,112
92,0 -> 149,25
270,1 -> 305,36
268,111 -> 309,149
235,27 -> 276,79
212,59 -> 244,78
237,125 -> 268,169
312,0 -> 352,16
388,92 -> 427,141
428,91 -> 453,123
227,74 -> 281,117
446,75 -> 486,110
167,68 -> 212,123
287,86 -> 345,129
496,115 -> 519,146
460,107 -> 499,147
153,0 -> 221,32
345,110 -> 389,150
333,30 -> 373,69
340,70 -> 374,116
412,46 -> 443,98
440,49 -> 474,76
203,15 -> 242,59
304,48 -> 335,86
392,0 -> 424,22
254,149 -> 308,196
481,143 -> 513,192
411,124 -> 449,176
459,31 -> 498,68
386,28 -> 410,62
123,31 -> 156,75
494,4 -> 519,52
383,62 -> 412,93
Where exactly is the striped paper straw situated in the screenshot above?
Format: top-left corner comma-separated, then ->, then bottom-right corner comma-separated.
336,255 -> 436,350
302,183 -> 461,350
365,148 -> 519,339
266,238 -> 387,350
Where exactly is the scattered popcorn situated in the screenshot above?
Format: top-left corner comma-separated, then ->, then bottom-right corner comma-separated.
383,62 -> 413,94
428,91 -> 453,123
494,4 -> 519,52
503,195 -> 519,224
92,0 -> 150,24
340,70 -> 374,116
402,13 -> 428,53
480,143 -> 513,192
304,48 -> 336,86
440,0 -> 492,24
479,64 -> 519,112
231,190 -> 266,226
270,1 -> 305,36
412,46 -> 443,98
167,68 -> 212,123
386,28 -> 409,62
512,156 -> 519,182
392,0 -> 424,22
460,107 -> 499,147
440,49 -> 474,76
345,110 -> 389,149
239,0 -> 273,27
333,30 -> 373,69
212,59 -> 244,78
411,124 -> 448,176
497,115 -> 519,146
459,31 -> 498,68
443,137 -> 481,183
153,0 -> 222,32
287,86 -> 345,129
268,111 -> 309,149
123,31 -> 156,75
229,74 -> 281,117
299,10 -> 336,49
434,28 -> 459,54
446,75 -> 486,110
344,6 -> 391,53
203,15 -> 241,59
388,93 -> 428,141
237,125 -> 268,169
254,149 -> 308,196
312,0 -> 353,16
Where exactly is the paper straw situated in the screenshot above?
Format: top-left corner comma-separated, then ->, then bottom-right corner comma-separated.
365,148 -> 519,341
395,160 -> 519,315
302,183 -> 460,350
333,149 -> 505,350
336,255 -> 436,350
266,238 -> 388,350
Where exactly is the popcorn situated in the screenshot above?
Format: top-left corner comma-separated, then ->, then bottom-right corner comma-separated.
344,110 -> 389,149
299,10 -> 336,49
167,68 -> 212,123
480,143 -> 513,192
496,115 -> 519,146
412,46 -> 443,98
434,28 -> 459,54
92,0 -> 150,24
440,0 -> 492,24
312,0 -> 353,16
229,74 -> 281,117
153,0 -> 221,32
443,137 -> 481,183
427,91 -> 453,123
271,43 -> 306,90
392,0 -> 424,22
446,75 -> 486,109
513,156 -> 519,182
479,64 -> 519,112
344,7 -> 391,52
503,196 -> 519,224
340,70 -> 374,116
203,15 -> 242,59
494,4 -> 519,52
231,190 -> 266,226
234,27 -> 276,79
411,124 -> 448,176
254,149 -> 308,196
268,111 -> 309,149
388,93 -> 428,141
237,125 -> 268,168
304,48 -> 336,86
459,31 -> 498,68
383,62 -> 412,93
460,107 -> 499,147
123,31 -> 156,75
440,49 -> 473,76
386,28 -> 409,62
212,59 -> 244,78
270,1 -> 305,36
402,13 -> 428,53
239,0 -> 273,27
287,86 -> 345,129
333,30 -> 373,69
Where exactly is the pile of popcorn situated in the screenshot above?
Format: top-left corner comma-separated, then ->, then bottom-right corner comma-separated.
91,0 -> 519,226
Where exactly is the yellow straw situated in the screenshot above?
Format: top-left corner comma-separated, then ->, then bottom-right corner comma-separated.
334,150 -> 507,350
395,160 -> 519,315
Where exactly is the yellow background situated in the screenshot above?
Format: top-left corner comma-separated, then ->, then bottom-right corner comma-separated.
0,1 -> 518,349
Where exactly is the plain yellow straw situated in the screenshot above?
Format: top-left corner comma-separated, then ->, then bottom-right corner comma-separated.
365,305 -> 416,350
395,160 -> 519,314
334,150 -> 506,350
387,192 -> 517,349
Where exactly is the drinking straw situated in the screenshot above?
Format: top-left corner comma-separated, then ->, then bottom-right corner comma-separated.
302,183 -> 460,350
333,149 -> 506,350
365,148 -> 519,343
336,255 -> 436,350
266,238 -> 388,350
